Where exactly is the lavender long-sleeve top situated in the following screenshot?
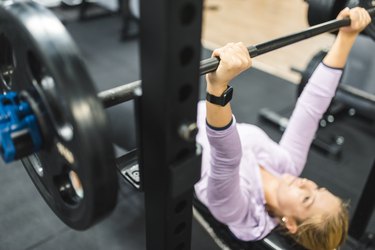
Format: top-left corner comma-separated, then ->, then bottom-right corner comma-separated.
194,63 -> 343,241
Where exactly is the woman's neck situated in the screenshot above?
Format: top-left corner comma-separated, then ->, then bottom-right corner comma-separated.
259,166 -> 281,215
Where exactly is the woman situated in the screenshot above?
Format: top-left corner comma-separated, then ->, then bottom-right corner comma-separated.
194,7 -> 371,250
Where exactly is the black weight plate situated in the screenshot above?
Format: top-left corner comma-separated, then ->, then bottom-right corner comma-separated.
307,0 -> 337,26
307,0 -> 348,38
0,1 -> 118,230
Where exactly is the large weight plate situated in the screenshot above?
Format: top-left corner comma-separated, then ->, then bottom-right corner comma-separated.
0,1 -> 118,230
307,0 -> 347,26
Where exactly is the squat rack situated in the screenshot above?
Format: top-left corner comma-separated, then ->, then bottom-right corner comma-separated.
138,0 -> 203,249
136,1 -> 375,249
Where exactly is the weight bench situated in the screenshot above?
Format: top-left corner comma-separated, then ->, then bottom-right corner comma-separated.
192,195 -> 306,250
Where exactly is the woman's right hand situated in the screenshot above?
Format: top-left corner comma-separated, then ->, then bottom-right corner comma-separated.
206,42 -> 252,96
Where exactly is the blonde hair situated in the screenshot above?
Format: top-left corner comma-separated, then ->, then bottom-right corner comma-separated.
289,200 -> 349,250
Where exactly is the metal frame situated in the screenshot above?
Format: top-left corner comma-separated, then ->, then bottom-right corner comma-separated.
138,0 -> 203,249
349,158 -> 375,241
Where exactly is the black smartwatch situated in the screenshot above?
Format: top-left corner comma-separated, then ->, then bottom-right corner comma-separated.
206,85 -> 233,107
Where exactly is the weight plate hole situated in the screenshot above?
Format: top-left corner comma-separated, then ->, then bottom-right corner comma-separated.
54,167 -> 84,205
69,170 -> 84,199
0,34 -> 16,91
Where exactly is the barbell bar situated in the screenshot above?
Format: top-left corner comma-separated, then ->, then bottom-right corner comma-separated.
99,6 -> 375,108
200,7 -> 375,75
0,1 -> 374,231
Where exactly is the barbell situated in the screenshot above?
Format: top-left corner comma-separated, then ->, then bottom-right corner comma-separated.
0,1 -> 374,230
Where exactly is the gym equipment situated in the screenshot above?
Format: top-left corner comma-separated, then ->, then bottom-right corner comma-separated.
0,0 -> 374,237
0,1 -> 118,230
259,107 -> 345,157
193,194 -> 307,250
260,52 -> 346,157
296,34 -> 375,124
120,0 -> 139,40
200,6 -> 375,74
306,0 -> 375,40
260,33 -> 375,157
3,2 -> 373,158
260,2 -> 375,157
307,0 -> 347,27
349,159 -> 375,247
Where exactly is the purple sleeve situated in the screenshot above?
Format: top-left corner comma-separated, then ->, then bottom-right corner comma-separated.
279,63 -> 343,175
206,118 -> 250,224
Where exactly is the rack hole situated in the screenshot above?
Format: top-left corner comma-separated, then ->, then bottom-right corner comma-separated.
174,222 -> 186,235
179,46 -> 194,66
179,84 -> 192,102
175,200 -> 187,214
180,3 -> 196,25
174,242 -> 186,250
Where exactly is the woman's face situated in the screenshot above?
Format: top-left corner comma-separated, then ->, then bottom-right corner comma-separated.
276,174 -> 340,221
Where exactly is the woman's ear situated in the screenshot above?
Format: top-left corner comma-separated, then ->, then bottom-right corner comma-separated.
281,216 -> 298,234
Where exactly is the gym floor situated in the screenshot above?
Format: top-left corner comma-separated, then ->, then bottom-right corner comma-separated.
0,1 -> 374,250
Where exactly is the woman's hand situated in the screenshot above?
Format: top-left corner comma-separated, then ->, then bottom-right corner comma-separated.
206,42 -> 252,96
337,7 -> 371,37
323,7 -> 371,68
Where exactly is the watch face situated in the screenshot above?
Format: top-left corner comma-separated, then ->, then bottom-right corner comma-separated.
224,86 -> 233,98
206,85 -> 233,106
223,86 -> 233,105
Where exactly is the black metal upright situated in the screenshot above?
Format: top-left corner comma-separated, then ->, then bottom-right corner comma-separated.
138,0 -> 203,249
349,159 -> 375,240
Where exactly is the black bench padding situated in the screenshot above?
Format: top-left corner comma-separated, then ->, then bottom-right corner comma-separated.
192,195 -> 306,250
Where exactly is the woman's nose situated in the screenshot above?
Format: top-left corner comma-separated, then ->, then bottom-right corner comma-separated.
299,179 -> 318,191
297,178 -> 307,187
